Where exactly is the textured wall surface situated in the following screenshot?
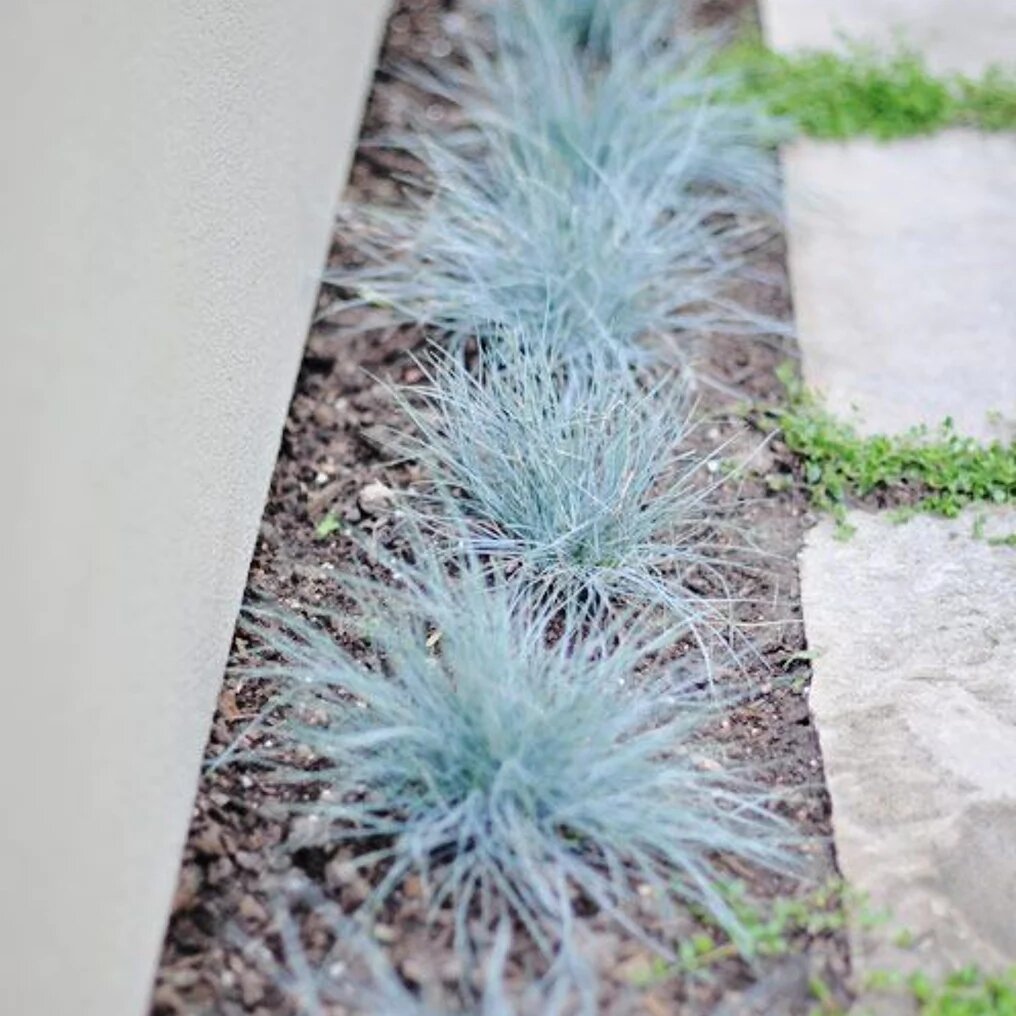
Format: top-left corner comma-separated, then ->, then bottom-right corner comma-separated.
0,2 -> 387,1014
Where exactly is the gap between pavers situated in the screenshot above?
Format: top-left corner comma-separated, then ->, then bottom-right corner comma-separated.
800,509 -> 1016,981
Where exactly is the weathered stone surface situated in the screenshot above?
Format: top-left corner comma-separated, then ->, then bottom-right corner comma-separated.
765,3 -> 1016,1003
761,0 -> 1016,75
781,132 -> 1016,441
801,509 -> 1016,986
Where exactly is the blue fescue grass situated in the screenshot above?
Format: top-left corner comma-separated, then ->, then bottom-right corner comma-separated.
231,532 -> 797,972
324,0 -> 786,366
479,0 -> 784,204
537,0 -> 632,53
384,331 -> 752,666
240,890 -> 582,1015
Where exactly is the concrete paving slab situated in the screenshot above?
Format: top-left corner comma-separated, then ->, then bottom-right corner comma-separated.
801,509 -> 1016,984
761,0 -> 1016,75
782,131 -> 1016,441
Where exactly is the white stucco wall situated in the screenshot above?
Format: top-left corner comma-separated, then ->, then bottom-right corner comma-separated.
0,2 -> 388,1014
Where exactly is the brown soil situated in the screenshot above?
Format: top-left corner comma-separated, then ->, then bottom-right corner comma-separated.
151,3 -> 850,1014
694,0 -> 758,30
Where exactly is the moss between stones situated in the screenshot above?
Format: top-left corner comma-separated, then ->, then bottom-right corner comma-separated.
767,365 -> 1016,537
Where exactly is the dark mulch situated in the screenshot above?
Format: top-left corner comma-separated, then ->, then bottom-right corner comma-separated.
150,3 -> 849,1014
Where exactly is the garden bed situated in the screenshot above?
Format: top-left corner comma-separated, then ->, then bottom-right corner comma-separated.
151,2 -> 849,1013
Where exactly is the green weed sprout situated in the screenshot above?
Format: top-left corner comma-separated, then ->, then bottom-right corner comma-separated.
774,365 -> 1016,525
715,34 -> 1016,139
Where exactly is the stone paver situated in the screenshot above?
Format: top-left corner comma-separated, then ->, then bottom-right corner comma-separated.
801,510 -> 1016,978
761,5 -> 1016,996
762,0 -> 1016,76
782,131 -> 1016,441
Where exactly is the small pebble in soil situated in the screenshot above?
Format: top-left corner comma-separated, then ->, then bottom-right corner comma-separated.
358,480 -> 396,516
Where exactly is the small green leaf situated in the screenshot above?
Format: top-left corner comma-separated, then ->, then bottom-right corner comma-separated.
315,512 -> 342,539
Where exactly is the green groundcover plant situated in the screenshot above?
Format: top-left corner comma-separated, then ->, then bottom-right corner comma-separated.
715,34 -> 1016,140
863,965 -> 1016,1015
906,966 -> 1016,1016
772,365 -> 1016,530
233,532 -> 796,975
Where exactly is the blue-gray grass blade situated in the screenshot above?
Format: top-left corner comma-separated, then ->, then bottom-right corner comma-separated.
228,533 -> 800,970
383,331 -> 760,673
235,884 -> 585,1015
324,0 -> 789,365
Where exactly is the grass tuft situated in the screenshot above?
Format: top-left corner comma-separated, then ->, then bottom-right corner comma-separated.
233,534 -> 796,968
325,0 -> 785,365
534,0 -> 641,53
386,331 -> 754,658
239,889 -> 576,1015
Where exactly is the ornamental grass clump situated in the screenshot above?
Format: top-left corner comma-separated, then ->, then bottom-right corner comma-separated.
235,538 -> 795,969
477,0 -> 784,206
243,892 -> 581,1015
387,333 -> 748,655
325,0 -> 785,366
